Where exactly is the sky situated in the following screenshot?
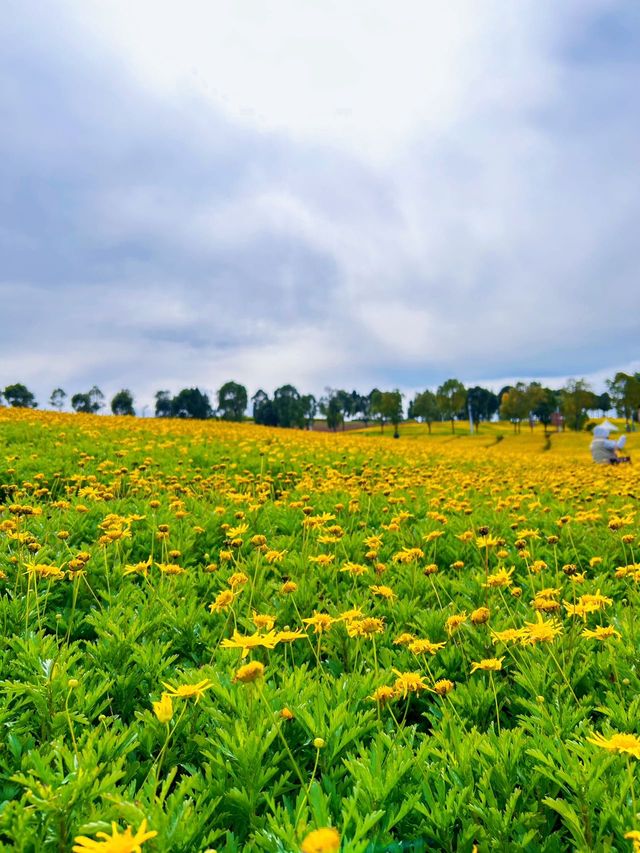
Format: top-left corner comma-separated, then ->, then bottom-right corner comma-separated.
2,0 -> 640,413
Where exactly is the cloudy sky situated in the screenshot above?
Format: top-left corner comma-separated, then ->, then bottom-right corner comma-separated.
2,0 -> 640,412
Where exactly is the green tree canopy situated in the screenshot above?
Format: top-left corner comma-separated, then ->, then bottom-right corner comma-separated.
49,388 -> 66,410
607,372 -> 640,427
4,383 -> 37,408
560,378 -> 594,431
466,386 -> 499,427
410,390 -> 439,433
154,390 -> 173,418
217,381 -> 248,421
111,389 -> 135,416
171,388 -> 212,419
436,379 -> 466,433
71,386 -> 104,414
252,390 -> 277,426
273,385 -> 304,429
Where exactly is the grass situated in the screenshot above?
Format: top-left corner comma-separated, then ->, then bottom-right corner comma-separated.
0,407 -> 638,851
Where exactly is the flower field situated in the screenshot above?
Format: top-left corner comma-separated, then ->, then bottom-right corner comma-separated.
2,409 -> 640,852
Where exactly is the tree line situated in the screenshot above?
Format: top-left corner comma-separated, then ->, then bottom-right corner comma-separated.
2,371 -> 640,432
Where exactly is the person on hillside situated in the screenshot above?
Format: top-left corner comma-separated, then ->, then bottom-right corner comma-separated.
590,421 -> 631,464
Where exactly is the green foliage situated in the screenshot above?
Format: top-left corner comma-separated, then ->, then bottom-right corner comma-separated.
0,408 -> 639,850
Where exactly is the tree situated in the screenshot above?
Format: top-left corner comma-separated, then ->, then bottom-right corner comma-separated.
350,391 -> 372,425
411,390 -> 439,433
89,386 -> 104,413
596,392 -> 612,418
530,385 -> 559,434
321,395 -> 343,431
369,389 -> 384,432
371,389 -> 403,436
155,390 -> 173,418
171,388 -> 212,419
111,389 -> 135,416
301,394 -> 317,429
560,378 -> 593,431
217,381 -> 248,421
3,383 -> 37,408
71,393 -> 93,413
523,382 -> 548,432
607,372 -> 640,428
320,389 -> 349,431
436,379 -> 466,433
381,390 -> 403,437
49,388 -> 66,410
71,386 -> 104,414
499,383 -> 528,432
273,385 -> 304,428
466,386 -> 499,429
252,390 -> 277,426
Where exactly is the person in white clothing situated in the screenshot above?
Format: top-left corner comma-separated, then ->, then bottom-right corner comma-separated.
590,421 -> 631,464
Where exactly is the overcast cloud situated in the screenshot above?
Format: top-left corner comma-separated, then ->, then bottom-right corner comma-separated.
2,0 -> 640,411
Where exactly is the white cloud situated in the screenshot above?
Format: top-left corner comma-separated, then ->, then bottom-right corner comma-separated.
71,0 -> 555,161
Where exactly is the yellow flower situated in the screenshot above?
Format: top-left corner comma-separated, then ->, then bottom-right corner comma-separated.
392,547 -> 424,564
338,608 -> 363,622
72,819 -> 157,852
156,562 -> 186,576
431,679 -> 455,695
308,553 -> 334,566
274,629 -> 305,643
233,661 -> 265,683
280,580 -> 298,594
369,584 -> 396,600
393,632 -> 416,646
408,638 -> 445,656
252,612 -> 276,631
209,589 -> 235,612
25,563 -> 65,581
532,596 -> 560,612
470,607 -> 490,625
368,685 -> 396,704
521,612 -> 562,645
226,523 -> 249,539
152,692 -> 173,723
580,590 -> 613,610
582,625 -> 621,641
625,830 -> 640,852
476,534 -> 501,548
301,827 -> 341,853
470,657 -> 504,673
265,549 -> 287,564
339,562 -> 368,576
303,613 -> 335,634
161,678 -> 213,703
423,530 -> 444,542
123,559 -> 151,577
587,732 -> 640,758
347,617 -> 385,638
491,627 -> 526,645
445,613 -> 467,634
392,669 -> 428,698
220,629 -> 279,658
484,567 -> 514,588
